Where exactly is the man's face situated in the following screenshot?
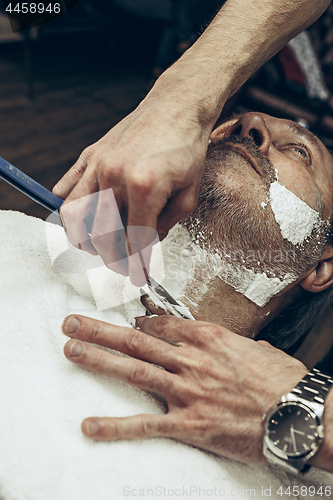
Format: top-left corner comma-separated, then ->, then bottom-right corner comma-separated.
182,112 -> 333,306
209,112 -> 333,219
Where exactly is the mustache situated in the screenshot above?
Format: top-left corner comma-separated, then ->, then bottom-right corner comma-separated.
208,135 -> 277,184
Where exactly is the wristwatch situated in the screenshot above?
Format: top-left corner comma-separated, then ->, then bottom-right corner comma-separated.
262,368 -> 333,474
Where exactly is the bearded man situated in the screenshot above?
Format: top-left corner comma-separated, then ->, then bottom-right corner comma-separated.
60,112 -> 333,475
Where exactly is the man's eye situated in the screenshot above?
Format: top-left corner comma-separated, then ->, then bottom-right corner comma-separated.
291,146 -> 308,159
280,144 -> 311,164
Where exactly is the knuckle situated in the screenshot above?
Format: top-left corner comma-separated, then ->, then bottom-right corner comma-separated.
173,380 -> 198,404
89,320 -> 103,343
68,148 -> 94,179
200,324 -> 223,343
124,329 -> 146,354
140,418 -> 155,437
129,362 -> 149,384
109,420 -> 122,440
128,171 -> 156,198
101,165 -> 120,186
178,352 -> 203,373
91,350 -> 106,371
186,323 -> 224,350
98,155 -> 127,186
77,145 -> 93,167
81,144 -> 94,160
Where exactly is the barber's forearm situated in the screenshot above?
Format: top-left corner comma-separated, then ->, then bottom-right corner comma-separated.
152,0 -> 331,129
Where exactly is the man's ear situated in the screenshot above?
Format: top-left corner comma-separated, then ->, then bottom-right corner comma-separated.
299,246 -> 333,293
210,118 -> 239,141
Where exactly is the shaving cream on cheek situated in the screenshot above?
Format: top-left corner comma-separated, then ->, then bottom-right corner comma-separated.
206,252 -> 296,308
177,242 -> 297,309
160,224 -> 298,309
220,266 -> 296,307
160,175 -> 326,310
269,181 -> 322,245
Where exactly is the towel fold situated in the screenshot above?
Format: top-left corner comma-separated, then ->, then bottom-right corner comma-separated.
0,210 -> 331,500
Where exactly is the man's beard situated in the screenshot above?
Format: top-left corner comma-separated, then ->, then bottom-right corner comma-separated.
181,135 -> 328,282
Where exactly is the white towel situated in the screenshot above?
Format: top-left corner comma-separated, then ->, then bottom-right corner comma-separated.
0,210 -> 331,500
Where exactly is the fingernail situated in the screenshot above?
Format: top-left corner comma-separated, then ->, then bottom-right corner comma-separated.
64,316 -> 80,335
86,420 -> 100,436
70,341 -> 83,357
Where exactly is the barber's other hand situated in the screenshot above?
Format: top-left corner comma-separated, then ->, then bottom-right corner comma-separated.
62,314 -> 308,465
52,78 -> 211,286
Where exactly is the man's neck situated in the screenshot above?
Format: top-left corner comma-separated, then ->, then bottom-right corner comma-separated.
181,271 -> 284,339
159,224 -> 287,338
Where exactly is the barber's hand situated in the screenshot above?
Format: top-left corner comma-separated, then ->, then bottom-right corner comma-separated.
52,80 -> 211,286
62,314 -> 308,465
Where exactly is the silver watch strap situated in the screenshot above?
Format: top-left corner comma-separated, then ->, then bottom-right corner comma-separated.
264,447 -> 312,474
264,368 -> 333,474
290,368 -> 333,406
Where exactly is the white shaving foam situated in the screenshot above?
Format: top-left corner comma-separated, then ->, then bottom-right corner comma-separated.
222,266 -> 295,307
158,169 -> 325,309
208,251 -> 296,308
269,181 -> 322,245
159,226 -> 296,308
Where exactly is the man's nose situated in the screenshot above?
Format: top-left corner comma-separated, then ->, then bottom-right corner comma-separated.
227,113 -> 271,155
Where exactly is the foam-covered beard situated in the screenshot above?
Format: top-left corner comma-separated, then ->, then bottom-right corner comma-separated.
181,135 -> 329,306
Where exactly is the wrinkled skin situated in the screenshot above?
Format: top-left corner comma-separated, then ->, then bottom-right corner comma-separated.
62,314 -> 309,465
54,87 -> 209,286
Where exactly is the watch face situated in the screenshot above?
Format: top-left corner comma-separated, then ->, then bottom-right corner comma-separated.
266,402 -> 322,459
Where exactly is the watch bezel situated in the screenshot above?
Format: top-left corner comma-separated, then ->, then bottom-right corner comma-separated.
263,401 -> 324,462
